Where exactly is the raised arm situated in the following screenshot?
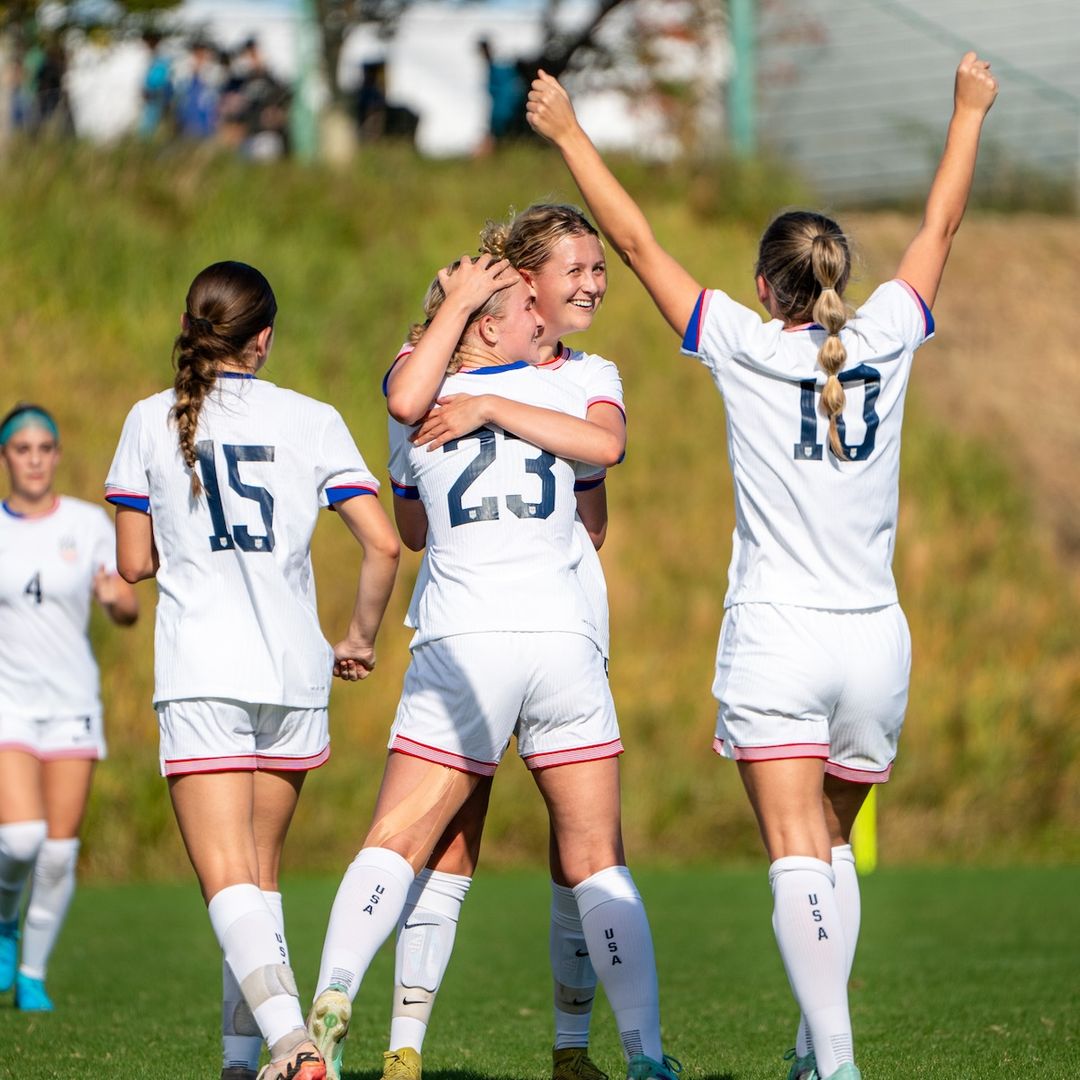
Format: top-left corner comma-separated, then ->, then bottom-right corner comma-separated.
526,70 -> 703,337
331,495 -> 401,681
411,395 -> 625,468
385,256 -> 519,424
896,53 -> 998,308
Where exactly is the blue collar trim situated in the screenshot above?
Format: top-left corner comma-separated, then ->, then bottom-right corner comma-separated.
218,371 -> 256,380
1,500 -> 23,518
463,361 -> 530,375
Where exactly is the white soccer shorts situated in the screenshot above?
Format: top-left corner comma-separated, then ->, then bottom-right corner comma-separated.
155,698 -> 330,777
711,602 -> 911,783
388,632 -> 622,775
0,710 -> 106,760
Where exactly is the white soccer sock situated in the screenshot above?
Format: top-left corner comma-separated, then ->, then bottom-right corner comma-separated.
208,883 -> 305,1055
551,881 -> 598,1050
795,845 -> 861,1060
574,866 -> 662,1062
20,837 -> 79,980
222,890 -> 287,1071
316,847 -> 415,1000
0,820 -> 47,923
770,856 -> 853,1077
388,867 -> 471,1052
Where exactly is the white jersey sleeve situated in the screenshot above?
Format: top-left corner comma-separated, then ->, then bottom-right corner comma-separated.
316,408 -> 380,507
388,417 -> 419,500
105,402 -> 151,513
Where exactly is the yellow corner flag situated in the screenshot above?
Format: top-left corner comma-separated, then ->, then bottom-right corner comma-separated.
851,786 -> 878,875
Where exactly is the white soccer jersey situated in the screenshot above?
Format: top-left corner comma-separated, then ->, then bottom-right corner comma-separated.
0,496 -> 115,717
105,374 -> 379,708
388,361 -> 598,648
681,279 -> 935,610
538,344 -> 626,659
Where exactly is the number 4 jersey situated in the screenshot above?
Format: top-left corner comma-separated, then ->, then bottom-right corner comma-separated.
389,361 -> 600,650
106,375 -> 379,708
0,497 -> 115,718
681,279 -> 935,610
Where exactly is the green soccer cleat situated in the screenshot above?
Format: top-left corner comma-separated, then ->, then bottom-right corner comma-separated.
783,1047 -> 818,1080
383,1046 -> 422,1080
14,972 -> 53,1012
626,1054 -> 681,1080
0,919 -> 17,993
308,988 -> 351,1080
553,1047 -> 609,1080
820,1066 -> 860,1080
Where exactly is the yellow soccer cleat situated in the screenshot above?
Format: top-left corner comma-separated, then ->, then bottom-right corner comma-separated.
553,1047 -> 609,1080
383,1046 -> 423,1080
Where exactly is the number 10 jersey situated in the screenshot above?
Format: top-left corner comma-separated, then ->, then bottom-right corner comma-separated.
106,376 -> 380,708
389,361 -> 600,650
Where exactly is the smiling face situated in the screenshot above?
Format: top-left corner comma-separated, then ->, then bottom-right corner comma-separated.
1,424 -> 60,503
524,233 -> 607,345
486,279 -> 544,363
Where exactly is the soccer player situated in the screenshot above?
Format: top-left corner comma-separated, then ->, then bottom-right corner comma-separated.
380,204 -> 625,1080
105,261 -> 400,1080
0,403 -> 138,1012
309,268 -> 678,1080
526,54 -> 998,1080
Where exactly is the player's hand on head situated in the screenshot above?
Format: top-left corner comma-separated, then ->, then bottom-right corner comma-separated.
526,70 -> 578,142
955,51 -> 998,114
411,394 -> 490,451
332,638 -> 376,681
439,254 -> 519,309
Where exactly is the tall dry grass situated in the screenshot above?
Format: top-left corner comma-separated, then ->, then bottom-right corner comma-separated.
0,143 -> 1075,878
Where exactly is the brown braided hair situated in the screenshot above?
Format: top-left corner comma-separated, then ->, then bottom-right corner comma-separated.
756,211 -> 852,459
172,261 -> 277,495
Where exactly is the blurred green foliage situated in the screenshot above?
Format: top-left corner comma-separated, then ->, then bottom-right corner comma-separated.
0,142 -> 1075,878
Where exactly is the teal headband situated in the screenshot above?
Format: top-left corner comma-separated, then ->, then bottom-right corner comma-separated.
0,408 -> 59,446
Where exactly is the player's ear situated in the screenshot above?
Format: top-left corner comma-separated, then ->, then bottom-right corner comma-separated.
477,314 -> 499,347
755,274 -> 770,309
518,268 -> 535,286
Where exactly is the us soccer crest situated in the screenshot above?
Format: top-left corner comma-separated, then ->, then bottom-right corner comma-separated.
59,535 -> 79,563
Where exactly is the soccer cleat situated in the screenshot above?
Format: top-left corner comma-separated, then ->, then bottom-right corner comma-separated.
553,1047 -> 609,1080
0,919 -> 17,993
255,1040 -> 326,1080
820,1067 -> 860,1080
14,972 -> 53,1012
626,1054 -> 681,1080
308,988 -> 351,1080
221,1069 -> 259,1080
382,1046 -> 422,1080
784,1048 -> 818,1080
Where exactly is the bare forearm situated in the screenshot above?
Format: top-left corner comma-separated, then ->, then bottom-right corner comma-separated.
486,397 -> 623,467
386,303 -> 470,423
923,108 -> 985,239
344,547 -> 399,645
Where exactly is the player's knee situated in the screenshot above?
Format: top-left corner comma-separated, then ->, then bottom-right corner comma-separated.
32,838 -> 80,888
0,820 -> 48,866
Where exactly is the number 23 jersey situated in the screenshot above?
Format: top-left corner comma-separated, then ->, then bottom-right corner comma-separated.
0,497 -> 115,717
682,279 -> 935,610
105,376 -> 379,708
389,361 -> 599,649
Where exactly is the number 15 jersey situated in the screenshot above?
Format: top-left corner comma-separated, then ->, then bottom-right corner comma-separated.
106,375 -> 379,708
389,361 -> 599,650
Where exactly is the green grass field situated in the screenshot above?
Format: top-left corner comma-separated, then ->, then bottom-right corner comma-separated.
1,867 -> 1077,1079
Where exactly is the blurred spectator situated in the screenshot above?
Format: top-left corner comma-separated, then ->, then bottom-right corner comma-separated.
354,60 -> 419,144
476,38 -> 525,155
219,38 -> 290,160
139,31 -> 173,140
174,40 -> 221,141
